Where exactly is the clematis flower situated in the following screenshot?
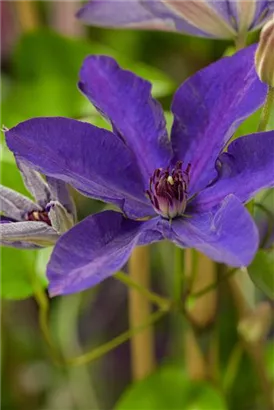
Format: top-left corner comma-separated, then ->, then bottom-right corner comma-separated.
0,159 -> 76,248
77,0 -> 274,40
4,45 -> 274,296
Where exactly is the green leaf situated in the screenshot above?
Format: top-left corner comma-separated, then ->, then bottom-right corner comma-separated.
248,250 -> 274,299
115,365 -> 227,410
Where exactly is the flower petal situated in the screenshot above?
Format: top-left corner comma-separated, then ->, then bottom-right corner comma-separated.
46,177 -> 76,220
192,131 -> 274,211
230,0 -> 273,33
78,55 -> 172,180
171,44 -> 267,195
16,158 -> 51,207
0,185 -> 40,220
149,0 -> 236,38
47,211 -> 162,296
5,117 -> 151,219
0,221 -> 59,247
77,0 -> 177,32
162,195 -> 259,267
48,201 -> 74,234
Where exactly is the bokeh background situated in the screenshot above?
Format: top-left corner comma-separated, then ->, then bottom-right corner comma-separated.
1,1 -> 274,409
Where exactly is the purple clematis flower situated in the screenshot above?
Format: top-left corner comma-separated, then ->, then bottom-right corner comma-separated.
77,0 -> 274,40
4,45 -> 274,296
0,159 -> 76,248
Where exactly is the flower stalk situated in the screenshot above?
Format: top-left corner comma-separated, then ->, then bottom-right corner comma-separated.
115,271 -> 171,310
128,246 -> 156,380
67,309 -> 166,367
15,0 -> 40,32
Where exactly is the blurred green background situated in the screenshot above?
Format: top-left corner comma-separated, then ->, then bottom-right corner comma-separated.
1,2 -> 273,410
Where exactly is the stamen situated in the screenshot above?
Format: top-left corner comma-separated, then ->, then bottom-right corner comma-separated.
27,210 -> 51,226
146,161 -> 190,219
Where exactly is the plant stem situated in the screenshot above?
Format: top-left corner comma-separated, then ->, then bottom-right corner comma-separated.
15,0 -> 40,31
173,247 -> 185,302
257,86 -> 274,132
55,294 -> 99,409
67,309 -> 166,367
32,285 -> 63,365
49,1 -> 84,37
223,342 -> 243,392
234,32 -> 247,51
229,274 -> 274,410
186,252 -> 217,328
190,267 -> 237,299
128,246 -> 156,380
115,271 -> 171,310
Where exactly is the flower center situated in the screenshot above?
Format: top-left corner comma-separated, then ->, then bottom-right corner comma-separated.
27,210 -> 51,226
146,161 -> 190,219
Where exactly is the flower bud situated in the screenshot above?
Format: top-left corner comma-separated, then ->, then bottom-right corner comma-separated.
255,16 -> 274,87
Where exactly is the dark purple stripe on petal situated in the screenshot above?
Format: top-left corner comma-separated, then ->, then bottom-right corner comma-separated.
78,55 -> 172,180
47,211 -> 162,296
171,44 -> 267,196
5,117 -> 150,219
191,131 -> 274,212
164,194 -> 259,267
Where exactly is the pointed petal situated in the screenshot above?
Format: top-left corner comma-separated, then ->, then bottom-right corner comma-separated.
152,0 -> 235,38
16,158 -> 51,206
190,131 -> 274,211
230,0 -> 273,33
229,0 -> 257,33
0,185 -> 40,220
48,201 -> 74,234
5,117 -> 151,219
46,177 -> 76,220
77,0 -> 177,32
0,221 -> 59,247
78,55 -> 172,180
161,195 -> 258,266
171,44 -> 267,195
47,211 -> 162,296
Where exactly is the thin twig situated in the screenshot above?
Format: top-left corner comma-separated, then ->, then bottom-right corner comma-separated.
67,309 -> 167,367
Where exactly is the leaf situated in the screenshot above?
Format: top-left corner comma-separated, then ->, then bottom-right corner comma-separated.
115,365 -> 227,410
248,250 -> 274,299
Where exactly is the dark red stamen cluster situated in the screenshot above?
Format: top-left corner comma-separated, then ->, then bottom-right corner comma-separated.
146,161 -> 191,219
27,210 -> 51,226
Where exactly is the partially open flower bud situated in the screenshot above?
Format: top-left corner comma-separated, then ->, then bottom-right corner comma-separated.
255,16 -> 274,87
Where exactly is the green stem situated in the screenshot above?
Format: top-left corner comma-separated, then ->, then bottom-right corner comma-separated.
115,271 -> 171,310
234,32 -> 247,51
173,247 -> 185,302
32,285 -> 63,365
189,268 -> 237,300
223,342 -> 243,392
66,309 -> 167,367
257,86 -> 274,132
187,249 -> 199,292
